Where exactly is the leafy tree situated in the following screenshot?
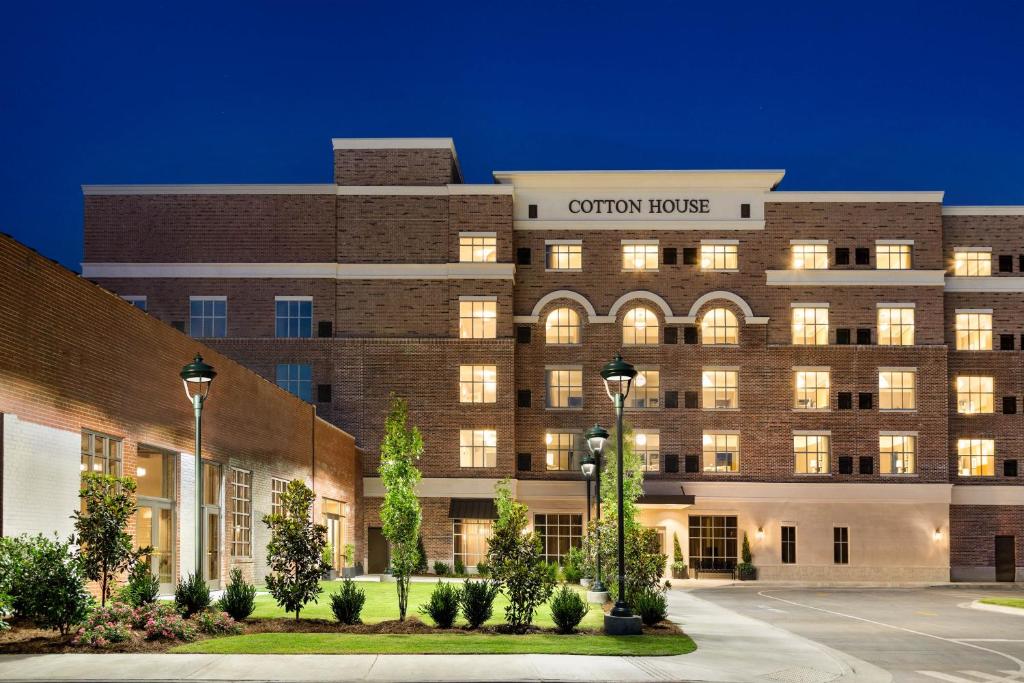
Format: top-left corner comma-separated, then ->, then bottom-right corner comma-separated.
736,532 -> 757,580
487,480 -> 554,632
598,423 -> 643,533
72,472 -> 149,606
378,396 -> 424,621
263,480 -> 329,620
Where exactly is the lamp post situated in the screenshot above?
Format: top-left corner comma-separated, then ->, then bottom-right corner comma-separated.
600,353 -> 639,633
180,354 -> 216,579
583,424 -> 608,595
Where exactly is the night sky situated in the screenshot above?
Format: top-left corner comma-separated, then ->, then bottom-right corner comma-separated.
2,0 -> 1022,271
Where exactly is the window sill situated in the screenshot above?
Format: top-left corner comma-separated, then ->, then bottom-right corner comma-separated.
459,401 -> 499,406
702,407 -> 740,412
879,409 -> 918,413
792,408 -> 831,413
545,407 -> 583,411
701,470 -> 741,475
545,269 -> 583,273
700,269 -> 739,274
880,473 -> 919,477
795,473 -> 832,477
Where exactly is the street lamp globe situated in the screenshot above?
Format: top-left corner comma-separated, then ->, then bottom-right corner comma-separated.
600,353 -> 636,401
580,451 -> 596,479
180,353 -> 217,400
585,424 -> 609,457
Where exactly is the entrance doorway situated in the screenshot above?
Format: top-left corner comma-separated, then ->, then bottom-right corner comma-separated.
368,527 -> 389,574
323,498 -> 345,570
688,515 -> 738,571
135,447 -> 175,593
202,462 -> 222,588
995,536 -> 1016,582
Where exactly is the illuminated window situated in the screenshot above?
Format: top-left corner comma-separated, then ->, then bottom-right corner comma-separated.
459,234 -> 497,263
545,432 -> 576,471
635,431 -> 660,473
270,478 -> 288,517
626,368 -> 660,409
453,519 -> 493,567
459,365 -> 497,404
545,308 -> 581,344
957,438 -> 995,477
879,370 -> 916,410
876,243 -> 912,270
792,306 -> 828,345
956,376 -> 993,414
702,432 -> 740,473
276,363 -> 312,402
791,242 -> 828,270
229,468 -> 251,557
546,368 -> 583,409
700,242 -> 738,271
701,308 -> 738,345
622,241 -> 659,271
545,242 -> 582,271
190,297 -> 227,338
460,429 -> 497,468
879,434 -> 917,474
275,297 -> 312,338
81,430 -> 122,476
794,369 -> 830,410
535,513 -> 583,565
623,306 -> 659,345
953,249 -> 991,276
878,307 -> 915,346
794,433 -> 830,474
702,368 -> 738,409
955,311 -> 992,350
459,298 -> 497,339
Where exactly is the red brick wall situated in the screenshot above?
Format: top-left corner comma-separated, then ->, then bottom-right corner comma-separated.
333,148 -> 459,186
950,504 -> 1023,568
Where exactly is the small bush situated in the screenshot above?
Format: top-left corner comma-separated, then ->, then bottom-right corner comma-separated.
218,568 -> 256,621
419,580 -> 461,628
632,587 -> 668,626
545,561 -> 560,585
433,561 -> 450,577
25,535 -> 93,634
117,560 -> 160,607
415,535 -> 428,574
174,572 -> 211,618
0,535 -> 33,618
460,580 -> 499,629
475,561 -> 490,578
549,586 -> 588,634
0,593 -> 12,631
194,610 -> 242,635
330,579 -> 366,625
321,544 -> 334,572
72,605 -> 133,647
453,558 -> 466,576
131,602 -> 178,630
562,546 -> 584,584
143,609 -> 196,642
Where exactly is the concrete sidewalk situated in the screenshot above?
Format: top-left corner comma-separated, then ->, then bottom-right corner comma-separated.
0,590 -> 889,682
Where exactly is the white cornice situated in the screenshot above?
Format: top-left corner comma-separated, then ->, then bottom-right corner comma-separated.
82,184 -> 336,195
514,219 -> 765,231
492,169 -> 785,190
336,184 -> 513,196
943,206 -> 1024,216
765,270 -> 946,286
944,276 -> 1024,293
951,485 -> 1024,505
81,262 -> 515,280
682,481 -> 951,504
768,191 -> 944,203
331,138 -> 456,152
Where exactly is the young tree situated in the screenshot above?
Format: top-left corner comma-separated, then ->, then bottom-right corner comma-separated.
263,479 -> 329,620
378,395 -> 423,621
599,423 -> 643,533
72,472 -> 149,606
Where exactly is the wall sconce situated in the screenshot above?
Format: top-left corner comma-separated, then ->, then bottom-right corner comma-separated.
933,528 -> 942,541
755,527 -> 764,541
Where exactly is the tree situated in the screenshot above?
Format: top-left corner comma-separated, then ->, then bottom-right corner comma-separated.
263,479 -> 329,620
378,395 -> 423,621
598,423 -> 643,533
72,472 -> 149,606
487,479 -> 555,632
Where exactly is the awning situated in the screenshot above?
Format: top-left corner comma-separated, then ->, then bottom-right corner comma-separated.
637,485 -> 695,507
448,498 -> 499,519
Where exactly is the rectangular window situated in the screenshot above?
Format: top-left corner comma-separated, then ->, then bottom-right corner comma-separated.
635,431 -> 660,473
702,432 -> 739,473
781,526 -> 796,564
276,363 -> 312,402
833,527 -> 849,565
460,429 -> 497,468
136,448 -> 174,499
792,306 -> 829,345
702,368 -> 739,409
877,306 -> 915,346
794,369 -> 830,410
954,249 -> 992,276
189,296 -> 227,338
545,432 -> 576,471
230,468 -> 251,557
81,430 -> 122,476
459,298 -> 497,339
626,368 -> 660,409
957,376 -> 994,414
791,243 -> 828,270
545,242 -> 582,271
688,515 -> 737,570
275,297 -> 312,338
459,234 -> 497,263
956,311 -> 993,350
622,241 -> 659,272
876,243 -> 912,270
270,478 -> 288,517
459,365 -> 497,404
879,370 -> 916,410
546,368 -> 583,409
879,434 -> 917,474
121,295 -> 147,311
794,433 -> 830,474
534,513 -> 583,564
700,242 -> 739,271
453,519 -> 493,567
958,438 -> 995,477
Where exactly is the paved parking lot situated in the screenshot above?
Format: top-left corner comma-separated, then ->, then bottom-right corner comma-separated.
693,585 -> 1024,683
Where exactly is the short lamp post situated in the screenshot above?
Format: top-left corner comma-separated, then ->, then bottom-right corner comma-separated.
180,353 -> 216,580
600,353 -> 640,633
582,424 -> 608,594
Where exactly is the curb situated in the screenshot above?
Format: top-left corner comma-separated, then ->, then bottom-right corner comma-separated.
969,599 -> 1024,617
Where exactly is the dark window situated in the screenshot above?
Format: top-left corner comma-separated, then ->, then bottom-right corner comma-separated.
999,254 -> 1013,272
682,247 -> 698,265
516,247 -> 531,265
663,247 -> 678,265
838,456 -> 854,474
835,247 -> 850,265
317,320 -> 333,338
517,389 -> 531,408
664,391 -> 679,409
664,454 -> 679,473
517,453 -> 531,471
859,392 -> 873,409
664,327 -> 678,344
856,328 -> 872,345
859,456 -> 874,474
683,326 -> 698,344
855,247 -> 870,265
1020,255 -> 1024,273
838,392 -> 853,409
836,328 -> 851,345
833,527 -> 849,564
1001,334 -> 1015,351
527,204 -> 538,219
683,391 -> 699,409
684,455 -> 700,473
172,321 -> 185,332
1005,459 -> 1019,477
740,203 -> 751,218
1004,396 -> 1017,415
781,526 -> 796,564
1021,334 -> 1024,350
516,325 -> 531,344
316,384 -> 332,403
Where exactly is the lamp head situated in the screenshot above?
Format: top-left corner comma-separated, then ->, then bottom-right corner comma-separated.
180,353 -> 216,400
584,424 -> 609,456
600,353 -> 637,400
580,451 -> 596,478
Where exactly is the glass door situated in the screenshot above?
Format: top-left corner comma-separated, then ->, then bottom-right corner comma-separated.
323,498 -> 344,570
136,447 -> 175,593
204,507 -> 221,585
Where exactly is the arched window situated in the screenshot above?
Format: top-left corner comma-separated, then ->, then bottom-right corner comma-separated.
701,308 -> 738,345
545,307 -> 581,344
623,307 -> 659,345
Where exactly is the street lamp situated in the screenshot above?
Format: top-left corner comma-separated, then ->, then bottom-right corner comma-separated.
600,353 -> 639,631
583,424 -> 608,595
181,353 -> 216,580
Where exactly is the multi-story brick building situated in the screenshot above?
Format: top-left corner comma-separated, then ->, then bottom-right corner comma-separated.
80,138 -> 1023,582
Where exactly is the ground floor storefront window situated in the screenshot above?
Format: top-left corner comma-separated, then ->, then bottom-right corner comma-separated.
688,515 -> 737,570
453,518 -> 492,567
534,513 -> 583,564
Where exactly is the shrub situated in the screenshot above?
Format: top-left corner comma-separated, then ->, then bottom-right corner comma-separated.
143,609 -> 196,642
72,605 -> 133,647
117,560 -> 160,607
321,543 -> 334,573
562,547 -> 584,584
0,535 -> 33,618
175,572 -> 211,618
414,535 -> 428,574
632,587 -> 668,626
344,543 -> 356,568
263,480 -> 330,620
330,579 -> 366,625
453,558 -> 466,576
218,568 -> 256,621
25,535 -> 93,634
419,580 -> 461,628
475,561 -> 490,578
545,561 -> 560,585
433,561 -> 450,577
194,610 -> 242,635
131,602 -> 178,629
0,593 -> 11,631
736,532 -> 757,581
460,580 -> 499,629
549,586 -> 588,634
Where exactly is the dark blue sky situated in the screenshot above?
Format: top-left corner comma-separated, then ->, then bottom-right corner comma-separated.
2,0 -> 1022,270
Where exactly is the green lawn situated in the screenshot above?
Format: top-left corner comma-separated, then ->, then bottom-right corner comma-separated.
980,597 -> 1024,609
171,632 -> 696,656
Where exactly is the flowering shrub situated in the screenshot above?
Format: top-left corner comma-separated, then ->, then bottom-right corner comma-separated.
72,605 -> 134,647
142,607 -> 196,642
193,610 -> 242,635
130,602 -> 178,630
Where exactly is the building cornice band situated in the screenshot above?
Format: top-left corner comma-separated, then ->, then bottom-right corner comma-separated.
81,262 -> 516,280
83,184 -> 337,195
767,191 -> 944,203
942,206 -> 1024,216
944,277 -> 1024,293
766,270 -> 947,287
514,219 -> 765,231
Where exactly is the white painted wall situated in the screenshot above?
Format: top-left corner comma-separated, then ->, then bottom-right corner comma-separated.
179,452 -> 196,578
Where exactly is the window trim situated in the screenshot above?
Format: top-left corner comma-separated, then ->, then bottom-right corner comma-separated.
459,428 -> 498,468
458,364 -> 498,404
544,366 -> 584,410
544,240 -> 583,272
878,431 -> 919,476
878,367 -> 918,412
458,296 -> 498,340
621,240 -> 660,272
458,232 -> 498,263
701,366 -> 740,411
189,295 -> 228,338
229,467 -> 252,558
792,367 -> 831,411
793,431 -> 831,475
698,240 -> 739,272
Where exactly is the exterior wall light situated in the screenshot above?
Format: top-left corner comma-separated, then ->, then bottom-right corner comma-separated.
933,528 -> 942,541
756,527 -> 765,541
